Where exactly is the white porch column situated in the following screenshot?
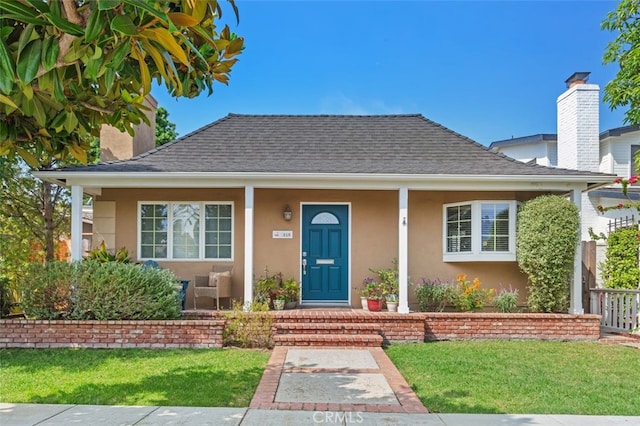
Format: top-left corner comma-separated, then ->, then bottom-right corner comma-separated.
569,187 -> 584,314
244,185 -> 254,306
398,187 -> 409,314
70,185 -> 84,261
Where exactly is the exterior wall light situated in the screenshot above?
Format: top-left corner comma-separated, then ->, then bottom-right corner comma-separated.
283,205 -> 292,221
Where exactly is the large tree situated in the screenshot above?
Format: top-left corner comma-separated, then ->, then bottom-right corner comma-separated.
0,0 -> 243,168
155,106 -> 178,146
602,0 -> 640,124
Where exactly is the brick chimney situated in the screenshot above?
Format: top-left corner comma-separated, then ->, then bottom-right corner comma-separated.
556,72 -> 600,172
100,95 -> 158,161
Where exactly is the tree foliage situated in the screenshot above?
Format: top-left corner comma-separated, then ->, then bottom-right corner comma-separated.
155,105 -> 177,146
516,195 -> 579,313
0,0 -> 243,168
602,0 -> 640,125
600,227 -> 640,289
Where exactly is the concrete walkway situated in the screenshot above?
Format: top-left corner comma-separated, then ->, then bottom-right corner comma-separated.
2,345 -> 640,425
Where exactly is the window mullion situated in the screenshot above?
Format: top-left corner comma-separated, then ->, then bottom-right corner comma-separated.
167,202 -> 174,259
472,202 -> 480,255
200,202 -> 206,260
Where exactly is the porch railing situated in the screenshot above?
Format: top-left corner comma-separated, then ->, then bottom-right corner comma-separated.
590,288 -> 640,332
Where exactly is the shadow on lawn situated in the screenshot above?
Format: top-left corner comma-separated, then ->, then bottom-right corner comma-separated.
25,363 -> 265,407
0,348 -> 219,374
412,386 -> 504,414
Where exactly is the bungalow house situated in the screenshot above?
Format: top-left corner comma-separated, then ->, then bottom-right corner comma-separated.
35,78 -> 613,314
491,72 -> 637,284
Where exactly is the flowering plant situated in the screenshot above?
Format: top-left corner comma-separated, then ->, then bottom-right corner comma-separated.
361,279 -> 385,300
451,274 -> 494,312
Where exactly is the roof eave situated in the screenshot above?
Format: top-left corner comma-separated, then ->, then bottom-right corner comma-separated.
34,171 -> 614,192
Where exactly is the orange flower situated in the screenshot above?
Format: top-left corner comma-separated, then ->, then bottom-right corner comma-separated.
457,274 -> 466,282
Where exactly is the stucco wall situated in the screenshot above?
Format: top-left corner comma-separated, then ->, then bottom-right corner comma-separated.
95,188 -> 550,309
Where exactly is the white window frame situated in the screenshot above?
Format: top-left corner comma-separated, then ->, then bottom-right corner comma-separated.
137,201 -> 234,261
443,200 -> 517,262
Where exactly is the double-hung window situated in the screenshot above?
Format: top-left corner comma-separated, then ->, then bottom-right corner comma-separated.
139,202 -> 233,260
443,200 -> 517,262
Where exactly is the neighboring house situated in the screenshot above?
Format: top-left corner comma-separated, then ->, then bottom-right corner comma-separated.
490,72 -> 639,284
36,107 -> 612,314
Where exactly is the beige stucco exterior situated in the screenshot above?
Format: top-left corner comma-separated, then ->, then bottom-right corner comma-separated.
93,187 -> 556,310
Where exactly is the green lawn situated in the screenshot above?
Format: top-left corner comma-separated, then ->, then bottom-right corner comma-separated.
387,340 -> 640,415
0,348 -> 269,407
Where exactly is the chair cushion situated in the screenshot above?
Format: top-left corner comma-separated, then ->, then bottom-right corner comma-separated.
209,270 -> 231,286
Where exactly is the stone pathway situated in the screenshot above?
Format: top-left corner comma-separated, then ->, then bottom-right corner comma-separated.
249,346 -> 428,413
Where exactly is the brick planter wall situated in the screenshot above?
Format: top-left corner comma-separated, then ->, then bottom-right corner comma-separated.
423,313 -> 601,341
0,312 -> 602,349
0,319 -> 225,349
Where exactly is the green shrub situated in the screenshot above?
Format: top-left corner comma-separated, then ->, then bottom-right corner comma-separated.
517,195 -> 579,313
415,278 -> 455,312
74,261 -> 181,320
20,262 -> 76,319
223,301 -> 273,348
20,261 -> 181,320
493,286 -> 520,313
600,227 -> 640,289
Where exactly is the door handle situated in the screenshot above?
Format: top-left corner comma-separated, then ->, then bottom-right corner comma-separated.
302,258 -> 307,275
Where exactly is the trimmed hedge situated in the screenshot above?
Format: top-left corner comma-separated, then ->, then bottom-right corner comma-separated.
21,261 -> 181,320
516,195 -> 579,313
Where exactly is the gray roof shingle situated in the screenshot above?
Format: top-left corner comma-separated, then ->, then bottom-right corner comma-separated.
60,114 -> 609,177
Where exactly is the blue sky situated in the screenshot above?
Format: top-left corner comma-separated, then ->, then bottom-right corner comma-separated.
151,0 -> 626,146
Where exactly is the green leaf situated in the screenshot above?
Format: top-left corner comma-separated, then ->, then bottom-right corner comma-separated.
0,0 -> 40,18
98,0 -> 120,11
50,110 -> 67,130
24,0 -> 50,14
110,14 -> 138,36
122,0 -> 168,23
32,96 -> 46,127
17,39 -> 42,84
0,13 -> 49,26
0,93 -> 18,109
41,36 -> 60,72
18,25 -> 36,56
85,8 -> 104,43
44,13 -> 85,37
0,37 -> 16,94
106,41 -> 131,70
64,111 -> 79,134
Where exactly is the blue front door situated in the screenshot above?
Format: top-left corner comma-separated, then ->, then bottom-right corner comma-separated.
301,205 -> 349,302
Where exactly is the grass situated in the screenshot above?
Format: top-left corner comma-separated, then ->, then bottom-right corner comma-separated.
386,340 -> 640,415
0,348 -> 269,407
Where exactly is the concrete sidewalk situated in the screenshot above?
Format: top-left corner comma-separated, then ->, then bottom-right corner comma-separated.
2,404 -> 639,425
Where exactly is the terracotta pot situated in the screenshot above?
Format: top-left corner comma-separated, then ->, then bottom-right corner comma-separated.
367,299 -> 383,312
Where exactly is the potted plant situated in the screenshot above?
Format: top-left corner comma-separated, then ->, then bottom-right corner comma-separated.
385,293 -> 399,312
273,289 -> 286,310
254,268 -> 281,309
363,281 -> 384,311
283,278 -> 300,309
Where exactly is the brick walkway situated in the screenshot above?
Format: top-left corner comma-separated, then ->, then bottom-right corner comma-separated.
249,346 -> 428,413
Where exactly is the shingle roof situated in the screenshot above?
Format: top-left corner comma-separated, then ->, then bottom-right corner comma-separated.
60,114 -> 608,177
489,134 -> 557,149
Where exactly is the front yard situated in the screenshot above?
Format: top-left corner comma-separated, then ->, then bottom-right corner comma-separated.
386,340 -> 640,415
1,341 -> 639,415
0,348 -> 269,407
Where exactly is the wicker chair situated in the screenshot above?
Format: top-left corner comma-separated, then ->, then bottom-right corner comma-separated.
193,266 -> 232,310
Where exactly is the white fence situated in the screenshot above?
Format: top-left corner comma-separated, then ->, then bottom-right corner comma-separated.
590,288 -> 640,332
